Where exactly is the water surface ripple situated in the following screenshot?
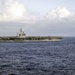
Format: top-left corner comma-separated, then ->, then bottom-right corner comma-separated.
0,38 -> 75,75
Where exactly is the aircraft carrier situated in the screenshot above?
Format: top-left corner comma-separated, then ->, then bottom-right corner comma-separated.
0,28 -> 63,42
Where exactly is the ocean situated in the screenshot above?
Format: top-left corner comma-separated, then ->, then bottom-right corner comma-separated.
0,37 -> 75,75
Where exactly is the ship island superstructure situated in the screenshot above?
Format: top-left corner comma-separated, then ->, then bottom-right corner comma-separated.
0,28 -> 63,42
17,28 -> 26,38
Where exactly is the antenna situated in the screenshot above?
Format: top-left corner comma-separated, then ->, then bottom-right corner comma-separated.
20,28 -> 22,32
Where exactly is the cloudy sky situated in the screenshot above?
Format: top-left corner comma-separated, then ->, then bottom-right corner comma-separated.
0,0 -> 75,36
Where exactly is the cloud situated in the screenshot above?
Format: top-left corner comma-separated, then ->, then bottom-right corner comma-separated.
30,7 -> 75,36
0,0 -> 74,24
0,0 -> 38,23
44,7 -> 74,21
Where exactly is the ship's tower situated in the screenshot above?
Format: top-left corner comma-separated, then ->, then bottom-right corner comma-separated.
17,28 -> 26,38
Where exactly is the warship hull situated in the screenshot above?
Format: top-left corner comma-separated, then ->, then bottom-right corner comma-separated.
0,36 -> 63,42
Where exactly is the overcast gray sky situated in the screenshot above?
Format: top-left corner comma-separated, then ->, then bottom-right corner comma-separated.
0,0 -> 75,36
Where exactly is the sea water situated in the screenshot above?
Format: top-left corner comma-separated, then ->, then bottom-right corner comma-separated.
0,37 -> 75,75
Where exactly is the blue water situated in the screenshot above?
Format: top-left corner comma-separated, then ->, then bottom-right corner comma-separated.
0,37 -> 75,75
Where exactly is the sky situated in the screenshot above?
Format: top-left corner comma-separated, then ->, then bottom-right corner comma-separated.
0,0 -> 75,36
